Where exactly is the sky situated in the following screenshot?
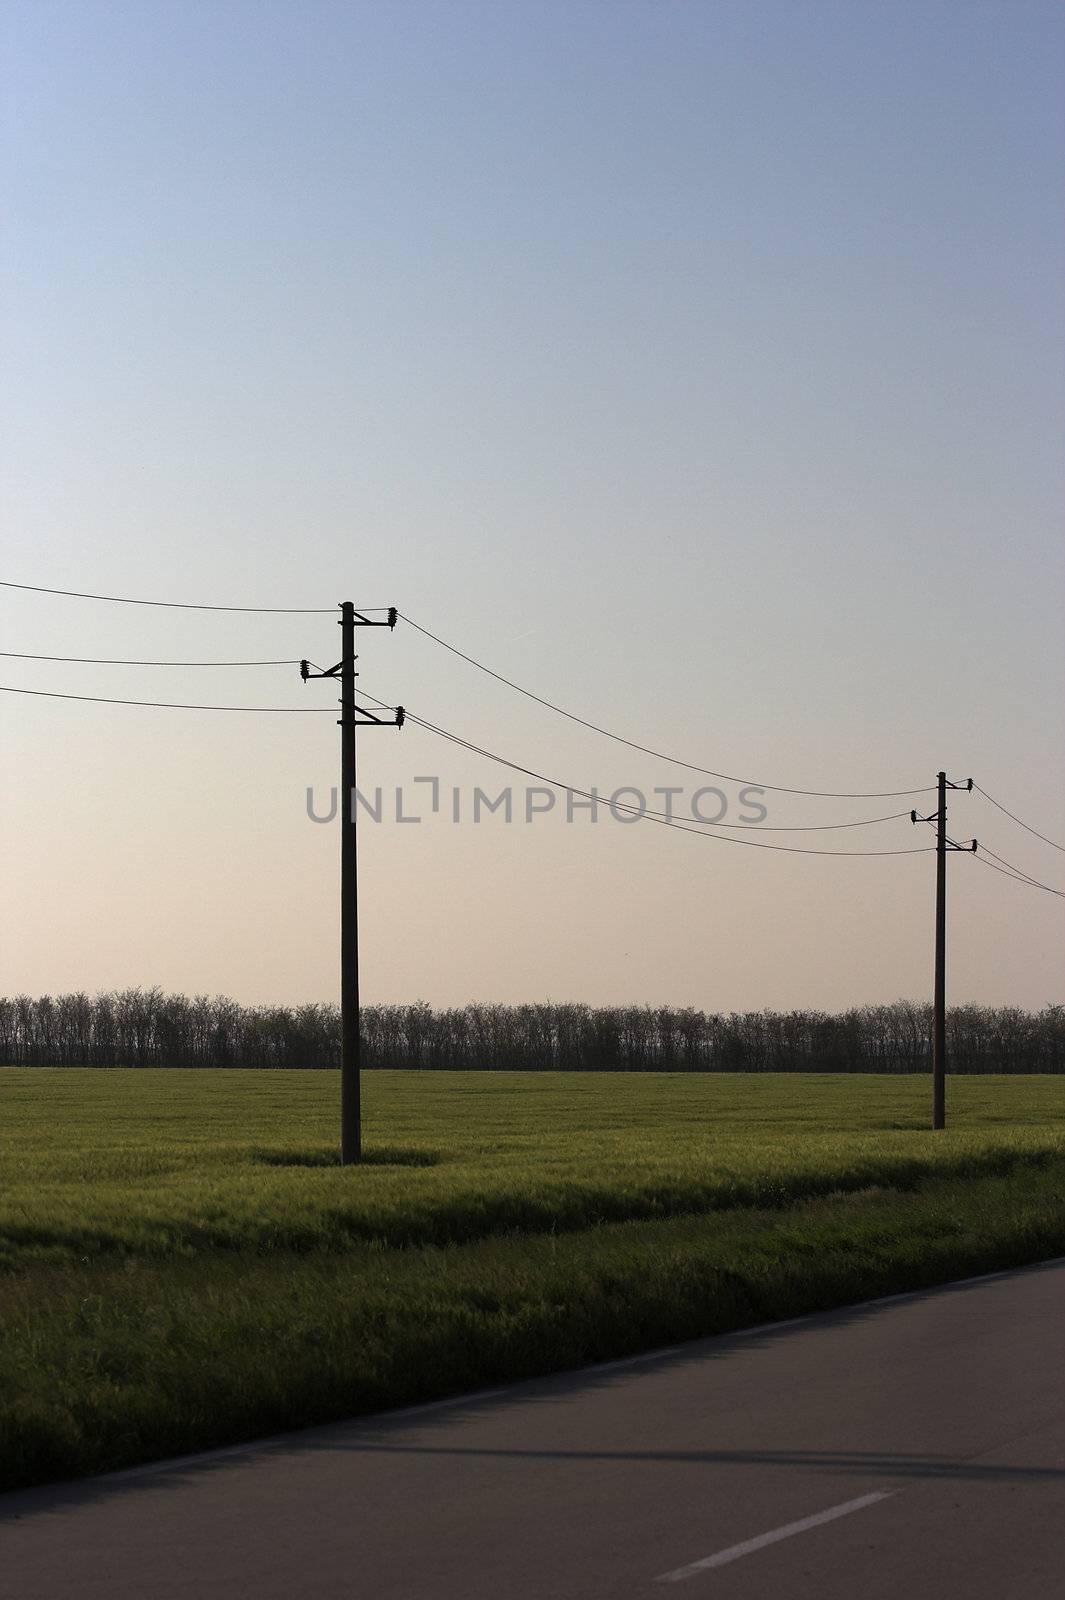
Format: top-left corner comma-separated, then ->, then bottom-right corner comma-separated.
2,0 -> 1063,1014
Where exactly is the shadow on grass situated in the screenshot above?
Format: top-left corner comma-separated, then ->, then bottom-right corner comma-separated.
252,1146 -> 442,1169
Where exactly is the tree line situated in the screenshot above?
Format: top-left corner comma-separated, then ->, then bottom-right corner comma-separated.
2,991 -> 1063,1072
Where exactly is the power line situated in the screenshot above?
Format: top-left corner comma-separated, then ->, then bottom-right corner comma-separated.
0,652 -> 301,667
398,613 -> 934,800
363,685 -> 910,833
974,785 -> 1064,853
973,843 -> 1065,897
0,685 -> 333,712
7,664 -> 909,833
627,808 -> 914,833
358,692 -> 931,857
979,842 -> 1042,879
970,852 -> 1065,899
411,713 -> 932,855
0,579 -> 371,614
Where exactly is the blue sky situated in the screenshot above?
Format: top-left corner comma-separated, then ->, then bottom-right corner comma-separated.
2,0 -> 1062,1009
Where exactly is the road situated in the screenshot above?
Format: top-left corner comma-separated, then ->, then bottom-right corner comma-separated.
2,1258 -> 1064,1599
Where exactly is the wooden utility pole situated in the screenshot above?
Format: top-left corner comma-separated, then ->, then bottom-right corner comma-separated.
912,774 -> 976,1130
933,771 -> 947,1130
302,605 -> 402,1164
339,602 -> 359,1162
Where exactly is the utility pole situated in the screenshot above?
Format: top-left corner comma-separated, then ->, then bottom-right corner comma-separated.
302,604 -> 403,1164
911,774 -> 977,1130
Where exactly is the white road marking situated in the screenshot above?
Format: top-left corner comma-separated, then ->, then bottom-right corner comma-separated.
655,1490 -> 896,1582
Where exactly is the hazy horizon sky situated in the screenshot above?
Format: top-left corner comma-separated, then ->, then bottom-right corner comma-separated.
2,0 -> 1063,1013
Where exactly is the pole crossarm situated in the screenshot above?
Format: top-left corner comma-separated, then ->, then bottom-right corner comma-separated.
343,703 -> 405,728
352,608 -> 397,628
911,813 -> 978,851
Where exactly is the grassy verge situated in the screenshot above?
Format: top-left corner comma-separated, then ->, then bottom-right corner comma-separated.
2,1069 -> 1064,1492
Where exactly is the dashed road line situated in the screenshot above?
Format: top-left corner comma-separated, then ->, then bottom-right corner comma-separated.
655,1490 -> 896,1582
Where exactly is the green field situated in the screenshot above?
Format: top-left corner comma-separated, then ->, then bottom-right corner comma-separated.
2,1068 -> 1064,1492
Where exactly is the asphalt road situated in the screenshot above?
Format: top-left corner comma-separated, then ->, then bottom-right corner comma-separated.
3,1258 -> 1064,1599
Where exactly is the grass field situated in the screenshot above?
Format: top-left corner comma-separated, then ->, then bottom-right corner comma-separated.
2,1067 -> 1064,1492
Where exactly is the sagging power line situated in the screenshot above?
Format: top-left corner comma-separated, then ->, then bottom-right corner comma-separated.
359,690 -> 933,857
0,685 -> 333,712
970,847 -> 1065,898
0,653 -> 303,667
360,685 -> 1065,891
399,612 -> 935,800
974,785 -> 1064,853
0,579 -> 346,613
